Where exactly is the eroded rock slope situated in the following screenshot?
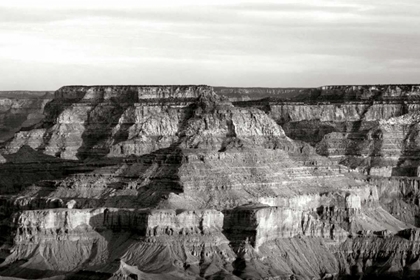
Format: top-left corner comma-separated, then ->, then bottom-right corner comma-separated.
0,85 -> 419,279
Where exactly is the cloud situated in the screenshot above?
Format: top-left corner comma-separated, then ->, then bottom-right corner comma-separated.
0,0 -> 419,90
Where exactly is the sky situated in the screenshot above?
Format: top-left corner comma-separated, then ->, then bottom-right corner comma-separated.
0,0 -> 419,90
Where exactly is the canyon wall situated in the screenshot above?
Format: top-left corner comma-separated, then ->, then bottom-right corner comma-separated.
1,85 -> 420,279
232,85 -> 420,174
0,91 -> 53,143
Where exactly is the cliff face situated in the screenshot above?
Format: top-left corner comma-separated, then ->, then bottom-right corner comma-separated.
0,91 -> 53,143
4,86 -> 208,159
1,84 -> 420,279
214,87 -> 315,101
234,85 -> 420,175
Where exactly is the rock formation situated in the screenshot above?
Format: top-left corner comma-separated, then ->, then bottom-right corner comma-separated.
0,84 -> 420,279
0,91 -> 53,143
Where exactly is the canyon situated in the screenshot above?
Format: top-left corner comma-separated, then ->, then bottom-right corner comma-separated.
1,84 -> 420,279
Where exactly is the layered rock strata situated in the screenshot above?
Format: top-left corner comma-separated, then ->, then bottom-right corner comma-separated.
233,84 -> 420,175
0,85 -> 419,279
0,91 -> 52,143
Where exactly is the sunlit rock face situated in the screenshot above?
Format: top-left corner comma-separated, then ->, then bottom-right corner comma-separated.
1,84 -> 420,279
232,84 -> 420,176
4,85 -> 212,160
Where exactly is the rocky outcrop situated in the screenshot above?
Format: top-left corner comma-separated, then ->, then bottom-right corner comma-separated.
369,176 -> 420,226
11,208 -> 224,242
1,208 -> 234,279
224,196 -> 407,249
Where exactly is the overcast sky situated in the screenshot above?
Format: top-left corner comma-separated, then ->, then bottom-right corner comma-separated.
0,0 -> 419,90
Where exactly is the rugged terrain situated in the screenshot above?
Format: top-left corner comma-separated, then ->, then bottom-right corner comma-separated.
1,85 -> 420,279
0,91 -> 53,144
